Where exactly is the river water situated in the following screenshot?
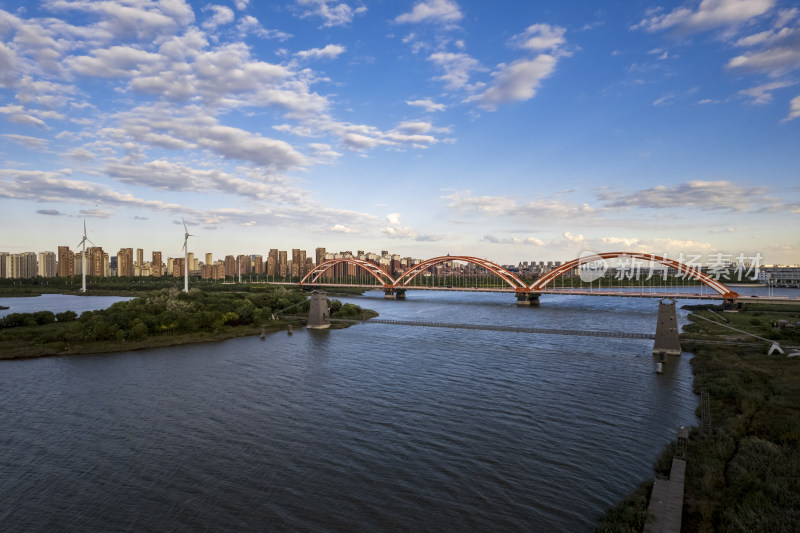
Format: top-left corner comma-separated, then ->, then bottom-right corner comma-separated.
1,287 -> 791,531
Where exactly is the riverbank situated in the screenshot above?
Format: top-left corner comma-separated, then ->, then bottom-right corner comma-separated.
0,288 -> 376,360
597,302 -> 800,531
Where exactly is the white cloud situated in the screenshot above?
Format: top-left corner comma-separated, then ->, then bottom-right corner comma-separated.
330,223 -> 358,233
598,180 -> 774,210
465,55 -> 558,110
406,98 -> 446,112
482,235 -> 545,245
653,93 -> 675,106
726,40 -> 800,76
234,0 -> 250,9
783,94 -> 800,121
1,133 -> 48,150
386,212 -> 402,225
237,16 -> 292,40
632,0 -> 775,33
295,44 -> 346,60
509,24 -> 566,51
395,0 -> 462,25
428,52 -> 485,90
380,225 -> 445,241
444,191 -> 598,219
202,5 -> 235,30
296,0 -> 366,28
737,80 -> 795,103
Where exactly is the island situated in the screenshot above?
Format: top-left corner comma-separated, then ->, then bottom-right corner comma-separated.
0,286 -> 376,359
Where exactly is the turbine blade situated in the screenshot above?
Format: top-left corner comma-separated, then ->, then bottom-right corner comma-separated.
182,217 -> 188,233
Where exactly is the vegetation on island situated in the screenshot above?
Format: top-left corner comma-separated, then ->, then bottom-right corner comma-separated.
597,302 -> 800,532
0,286 -> 376,359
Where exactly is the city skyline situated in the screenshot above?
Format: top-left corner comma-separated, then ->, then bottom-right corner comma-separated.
1,1 -> 799,264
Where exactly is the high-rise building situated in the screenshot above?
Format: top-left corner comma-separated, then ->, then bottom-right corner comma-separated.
267,249 -> 278,277
57,246 -> 74,277
224,255 -> 236,277
278,251 -> 288,277
291,249 -> 306,279
253,255 -> 264,275
117,248 -> 134,277
38,251 -> 56,277
172,257 -> 184,277
315,247 -> 326,267
88,247 -> 105,277
201,261 -> 225,280
238,254 -> 251,275
0,252 -> 8,278
136,248 -> 144,276
152,251 -> 163,277
6,252 -> 38,279
205,253 -> 213,266
305,257 -> 314,277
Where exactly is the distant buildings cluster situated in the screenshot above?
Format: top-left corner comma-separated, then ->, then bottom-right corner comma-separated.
1,247 -> 797,287
0,246 -> 573,282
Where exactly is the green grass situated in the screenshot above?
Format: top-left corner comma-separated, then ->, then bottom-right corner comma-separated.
0,286 -> 375,359
598,303 -> 800,532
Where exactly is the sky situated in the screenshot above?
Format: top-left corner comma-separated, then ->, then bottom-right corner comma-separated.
0,0 -> 799,266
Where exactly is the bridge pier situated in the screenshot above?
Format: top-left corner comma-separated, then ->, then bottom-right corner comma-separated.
722,298 -> 739,312
384,289 -> 406,300
516,292 -> 540,306
307,291 -> 330,329
652,299 -> 681,356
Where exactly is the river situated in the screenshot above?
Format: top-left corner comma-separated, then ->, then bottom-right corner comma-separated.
1,287 -> 789,531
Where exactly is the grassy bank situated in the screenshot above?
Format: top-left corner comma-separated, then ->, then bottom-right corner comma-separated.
598,303 -> 800,532
0,287 -> 375,359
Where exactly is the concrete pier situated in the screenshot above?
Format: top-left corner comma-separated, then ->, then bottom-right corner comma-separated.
652,299 -> 681,356
383,289 -> 406,299
307,291 -> 330,329
515,292 -> 540,306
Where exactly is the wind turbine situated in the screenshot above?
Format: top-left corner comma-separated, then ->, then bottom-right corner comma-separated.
182,218 -> 194,292
76,219 -> 95,293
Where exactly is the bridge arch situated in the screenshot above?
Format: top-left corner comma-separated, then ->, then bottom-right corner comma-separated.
396,256 -> 529,291
299,258 -> 397,287
529,252 -> 739,299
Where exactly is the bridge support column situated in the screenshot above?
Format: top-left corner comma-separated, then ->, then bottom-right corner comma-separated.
652,299 -> 681,356
384,289 -> 406,300
516,292 -> 540,306
722,298 -> 739,312
307,291 -> 330,329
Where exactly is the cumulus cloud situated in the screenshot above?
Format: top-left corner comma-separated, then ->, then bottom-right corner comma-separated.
406,98 -> 446,112
296,0 -> 366,27
509,24 -> 567,51
236,16 -> 292,40
464,24 -> 568,110
428,52 -> 485,90
632,0 -> 775,34
783,94 -> 800,121
295,44 -> 346,60
395,0 -> 463,25
202,5 -> 235,30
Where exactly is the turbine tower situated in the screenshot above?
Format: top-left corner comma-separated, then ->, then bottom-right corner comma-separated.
182,218 -> 194,293
76,219 -> 95,293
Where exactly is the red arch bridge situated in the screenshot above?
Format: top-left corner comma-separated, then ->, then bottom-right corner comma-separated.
297,252 -> 742,307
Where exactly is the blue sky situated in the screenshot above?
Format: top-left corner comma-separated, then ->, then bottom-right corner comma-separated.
1,0 -> 798,265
